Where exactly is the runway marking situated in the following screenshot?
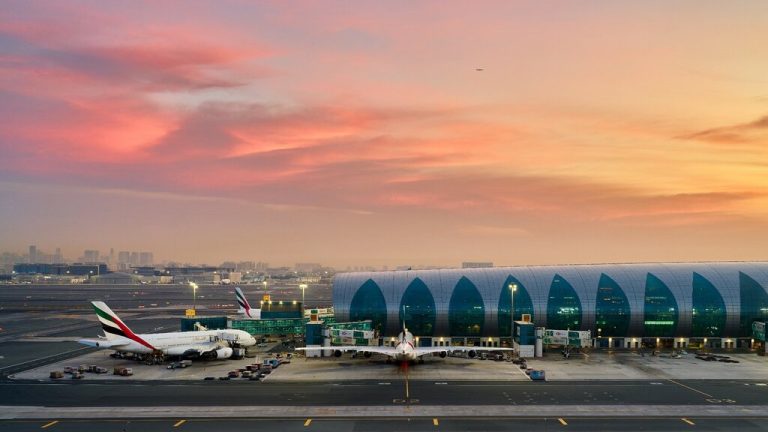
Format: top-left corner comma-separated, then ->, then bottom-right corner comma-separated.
41,421 -> 59,429
433,418 -> 439,426
304,418 -> 312,427
435,382 -> 448,385
378,382 -> 391,385
681,418 -> 695,425
173,419 -> 186,427
667,379 -> 713,398
558,418 -> 568,426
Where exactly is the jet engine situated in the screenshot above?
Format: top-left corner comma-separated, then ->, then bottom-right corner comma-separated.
213,347 -> 233,359
439,351 -> 447,358
467,350 -> 477,358
363,351 -> 372,358
333,350 -> 343,357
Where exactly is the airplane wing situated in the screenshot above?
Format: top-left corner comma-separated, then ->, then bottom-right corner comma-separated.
295,346 -> 398,356
78,338 -> 130,349
413,346 -> 515,356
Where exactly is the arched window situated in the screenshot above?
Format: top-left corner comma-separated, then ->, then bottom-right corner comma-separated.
399,278 -> 436,336
644,273 -> 678,337
546,274 -> 581,330
740,272 -> 768,337
449,276 -> 485,336
691,273 -> 726,337
349,279 -> 387,335
595,274 -> 630,337
498,275 -> 534,336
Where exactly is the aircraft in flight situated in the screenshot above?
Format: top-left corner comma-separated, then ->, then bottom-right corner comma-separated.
78,301 -> 256,359
296,322 -> 513,362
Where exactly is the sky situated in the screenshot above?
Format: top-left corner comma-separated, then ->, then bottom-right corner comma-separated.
1,1 -> 768,267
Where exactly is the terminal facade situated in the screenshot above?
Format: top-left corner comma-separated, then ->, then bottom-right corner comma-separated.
332,262 -> 768,349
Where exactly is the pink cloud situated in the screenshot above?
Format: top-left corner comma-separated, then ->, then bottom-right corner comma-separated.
677,115 -> 768,145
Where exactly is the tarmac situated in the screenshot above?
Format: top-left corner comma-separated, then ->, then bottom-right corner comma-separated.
2,404 -> 767,419
11,349 -> 768,382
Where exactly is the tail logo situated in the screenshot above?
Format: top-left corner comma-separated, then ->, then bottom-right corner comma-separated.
92,303 -> 156,351
236,288 -> 252,318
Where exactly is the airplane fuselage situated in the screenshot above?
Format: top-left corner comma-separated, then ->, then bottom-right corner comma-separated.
391,330 -> 418,361
92,329 -> 256,355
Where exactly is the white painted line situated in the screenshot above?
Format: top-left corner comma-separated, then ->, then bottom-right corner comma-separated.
668,379 -> 714,398
1,347 -> 92,371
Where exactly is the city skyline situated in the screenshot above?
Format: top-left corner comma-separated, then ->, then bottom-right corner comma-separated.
2,2 -> 768,267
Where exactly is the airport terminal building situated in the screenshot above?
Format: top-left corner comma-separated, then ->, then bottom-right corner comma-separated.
332,262 -> 768,349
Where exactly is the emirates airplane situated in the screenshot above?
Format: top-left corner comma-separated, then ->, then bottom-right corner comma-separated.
235,287 -> 260,319
296,322 -> 514,362
78,301 -> 256,359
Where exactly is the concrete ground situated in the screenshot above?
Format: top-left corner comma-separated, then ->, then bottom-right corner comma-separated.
11,347 -> 768,382
11,348 -> 531,382
524,350 -> 768,380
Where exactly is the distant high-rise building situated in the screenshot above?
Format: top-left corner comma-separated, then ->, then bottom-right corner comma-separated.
129,252 -> 139,266
255,262 -> 269,272
29,245 -> 37,264
53,248 -> 63,264
462,262 -> 493,269
139,252 -> 153,266
118,251 -> 130,264
236,261 -> 256,272
295,263 -> 322,273
83,250 -> 100,263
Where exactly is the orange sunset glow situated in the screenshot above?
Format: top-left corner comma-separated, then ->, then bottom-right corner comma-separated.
1,1 -> 767,267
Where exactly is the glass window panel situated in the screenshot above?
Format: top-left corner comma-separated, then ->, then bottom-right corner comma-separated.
399,278 -> 436,336
739,272 -> 768,337
595,273 -> 631,337
449,276 -> 485,336
691,273 -> 726,337
349,279 -> 387,335
498,275 -> 534,336
546,274 -> 582,330
644,273 -> 678,337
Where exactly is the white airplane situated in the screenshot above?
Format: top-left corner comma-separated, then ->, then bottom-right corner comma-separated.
296,322 -> 514,362
78,301 -> 256,359
235,287 -> 261,319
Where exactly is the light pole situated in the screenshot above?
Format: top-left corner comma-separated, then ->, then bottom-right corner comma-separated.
190,282 -> 198,311
299,283 -> 308,311
262,280 -> 268,291
509,283 -> 517,347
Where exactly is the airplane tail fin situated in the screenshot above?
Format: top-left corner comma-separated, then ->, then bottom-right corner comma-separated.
90,301 -> 156,350
235,287 -> 253,318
